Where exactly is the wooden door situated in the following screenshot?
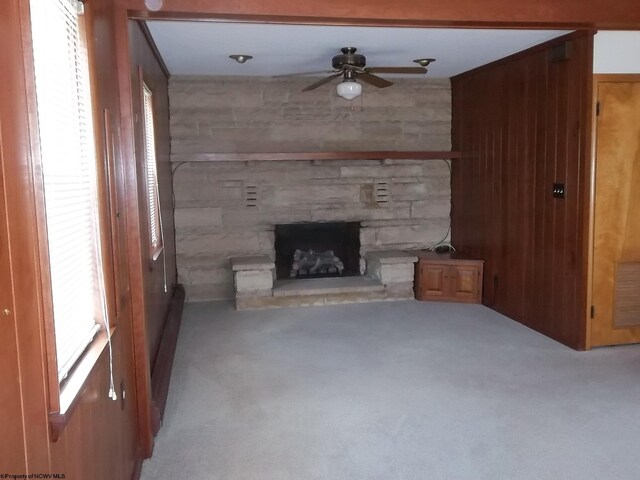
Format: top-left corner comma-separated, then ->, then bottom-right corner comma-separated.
590,78 -> 640,347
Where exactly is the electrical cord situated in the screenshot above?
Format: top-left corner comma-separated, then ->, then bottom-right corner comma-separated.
155,174 -> 168,293
168,161 -> 188,282
423,159 -> 454,252
170,161 -> 187,220
98,262 -> 117,401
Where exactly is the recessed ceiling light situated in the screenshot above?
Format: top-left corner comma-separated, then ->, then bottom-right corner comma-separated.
229,54 -> 253,64
413,58 -> 436,67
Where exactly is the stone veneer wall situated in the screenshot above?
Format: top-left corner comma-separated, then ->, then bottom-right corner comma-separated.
169,76 -> 452,301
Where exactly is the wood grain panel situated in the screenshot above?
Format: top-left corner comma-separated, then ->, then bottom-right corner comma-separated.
1,0 -> 54,471
590,79 -> 640,346
127,20 -> 180,444
112,9 -> 156,457
423,266 -> 447,297
48,330 -> 133,480
129,20 -> 177,378
0,0 -> 141,476
451,32 -> 594,349
0,93 -> 29,474
454,266 -> 479,298
87,0 -> 141,474
151,285 -> 185,429
118,0 -> 640,28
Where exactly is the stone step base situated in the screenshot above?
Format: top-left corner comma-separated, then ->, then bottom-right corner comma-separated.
236,287 -> 414,310
231,250 -> 418,310
273,276 -> 384,297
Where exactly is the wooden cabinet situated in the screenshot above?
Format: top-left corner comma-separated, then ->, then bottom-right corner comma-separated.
414,252 -> 484,303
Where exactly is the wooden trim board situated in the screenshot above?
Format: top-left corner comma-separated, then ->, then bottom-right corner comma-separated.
150,284 -> 185,433
171,151 -> 462,163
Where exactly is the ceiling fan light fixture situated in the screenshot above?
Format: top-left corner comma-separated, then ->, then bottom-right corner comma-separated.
144,0 -> 163,11
413,58 -> 435,67
229,54 -> 253,64
336,80 -> 362,100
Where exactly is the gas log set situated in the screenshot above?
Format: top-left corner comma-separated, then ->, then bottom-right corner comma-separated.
290,249 -> 345,278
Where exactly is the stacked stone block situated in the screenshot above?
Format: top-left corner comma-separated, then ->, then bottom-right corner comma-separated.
170,76 -> 451,154
365,250 -> 419,299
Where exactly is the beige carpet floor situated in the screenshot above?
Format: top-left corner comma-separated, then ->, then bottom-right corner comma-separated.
142,300 -> 640,480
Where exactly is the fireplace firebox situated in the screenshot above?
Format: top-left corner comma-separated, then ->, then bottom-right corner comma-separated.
274,222 -> 360,280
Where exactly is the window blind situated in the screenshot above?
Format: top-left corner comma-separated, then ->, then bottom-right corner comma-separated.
30,0 -> 105,382
143,84 -> 163,258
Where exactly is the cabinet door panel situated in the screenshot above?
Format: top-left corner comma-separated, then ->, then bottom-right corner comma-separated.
422,265 -> 449,297
452,266 -> 479,299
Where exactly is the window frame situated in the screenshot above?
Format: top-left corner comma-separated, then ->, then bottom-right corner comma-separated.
140,74 -> 164,262
25,0 -> 118,440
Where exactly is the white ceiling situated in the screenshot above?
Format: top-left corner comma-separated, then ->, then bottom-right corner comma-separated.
146,21 -> 571,78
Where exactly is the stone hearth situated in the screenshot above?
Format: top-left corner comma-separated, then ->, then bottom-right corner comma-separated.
231,250 -> 418,310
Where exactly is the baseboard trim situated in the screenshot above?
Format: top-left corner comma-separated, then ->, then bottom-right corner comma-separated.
150,284 -> 185,433
131,456 -> 143,480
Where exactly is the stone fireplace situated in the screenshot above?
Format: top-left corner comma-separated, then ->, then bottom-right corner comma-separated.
169,76 -> 453,302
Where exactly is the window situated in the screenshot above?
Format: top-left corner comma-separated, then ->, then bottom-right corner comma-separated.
29,0 -> 106,383
142,83 -> 163,260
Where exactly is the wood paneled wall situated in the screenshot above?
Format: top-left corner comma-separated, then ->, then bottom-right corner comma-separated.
451,32 -> 594,350
126,20 -> 180,448
129,21 -> 176,369
0,0 -> 47,472
1,1 -> 180,478
0,0 -> 139,477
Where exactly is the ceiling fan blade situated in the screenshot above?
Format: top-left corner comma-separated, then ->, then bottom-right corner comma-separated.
358,72 -> 393,88
366,67 -> 428,74
302,72 -> 343,91
273,70 -> 337,78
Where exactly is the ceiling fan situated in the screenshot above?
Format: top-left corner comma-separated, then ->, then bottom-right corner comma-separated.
280,47 -> 434,100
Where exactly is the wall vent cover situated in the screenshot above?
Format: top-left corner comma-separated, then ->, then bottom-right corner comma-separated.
244,184 -> 258,208
614,262 -> 640,327
374,180 -> 390,206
